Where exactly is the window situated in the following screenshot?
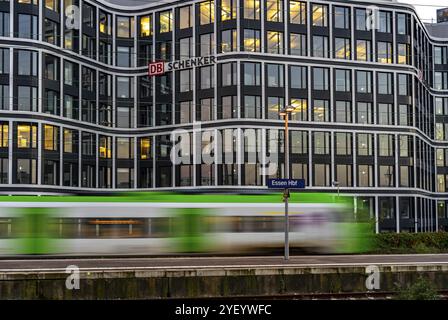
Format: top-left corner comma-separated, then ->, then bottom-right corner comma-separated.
399,104 -> 410,126
99,136 -> 112,159
334,6 -> 350,29
313,100 -> 329,122
312,35 -> 328,58
357,102 -> 373,124
290,1 -> 306,24
336,165 -> 352,187
290,33 -> 306,56
82,3 -> 95,28
435,72 -> 448,90
244,29 -> 261,52
0,12 -> 9,37
179,6 -> 192,29
63,129 -> 73,153
221,29 -> 237,53
356,40 -> 371,61
355,9 -> 367,31
140,137 -> 151,160
266,97 -> 284,119
356,71 -> 372,93
117,137 -> 134,159
17,86 -> 37,111
243,95 -> 261,118
397,13 -> 408,35
82,67 -> 95,92
398,74 -> 409,95
179,37 -> 192,59
199,98 -> 214,121
220,96 -> 237,119
267,64 -> 284,87
139,15 -> 152,37
44,89 -> 59,115
335,132 -> 352,155
200,66 -> 214,89
434,46 -> 448,65
117,16 -> 134,38
44,19 -> 59,45
335,101 -> 351,123
314,164 -> 330,186
377,103 -> 393,125
0,123 -> 8,148
100,11 -> 112,35
290,66 -> 307,89
312,4 -> 328,27
17,159 -> 37,184
64,61 -> 77,86
335,69 -> 351,92
17,50 -> 38,76
200,1 -> 214,25
399,135 -> 410,158
397,43 -> 409,65
18,14 -> 38,39
379,166 -> 394,187
64,95 -> 78,120
244,0 -> 261,20
267,31 -> 283,54
200,33 -> 215,56
377,72 -> 393,95
335,38 -> 350,59
290,99 -> 307,121
0,85 -> 9,110
313,67 -> 328,90
378,11 -> 392,33
313,132 -> 330,154
357,134 -> 373,156
44,54 -> 58,80
117,46 -> 134,67
17,124 -> 37,149
221,0 -> 236,21
266,0 -> 283,22
244,62 -> 261,86
44,124 -> 58,151
377,42 -> 392,63
378,134 -> 394,157
358,165 -> 373,187
179,69 -> 192,92
116,77 -> 134,99
221,62 -> 236,87
159,11 -> 172,33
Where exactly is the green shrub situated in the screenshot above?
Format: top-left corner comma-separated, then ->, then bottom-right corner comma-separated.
371,232 -> 448,254
396,276 -> 439,300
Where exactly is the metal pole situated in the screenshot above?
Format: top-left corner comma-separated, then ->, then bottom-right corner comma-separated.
284,114 -> 289,261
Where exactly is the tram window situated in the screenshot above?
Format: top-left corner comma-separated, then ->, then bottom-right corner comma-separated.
0,218 -> 13,238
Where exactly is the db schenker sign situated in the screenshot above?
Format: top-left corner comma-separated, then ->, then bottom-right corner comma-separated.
148,56 -> 216,76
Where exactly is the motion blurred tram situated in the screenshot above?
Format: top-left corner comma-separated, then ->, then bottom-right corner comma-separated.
0,193 -> 372,256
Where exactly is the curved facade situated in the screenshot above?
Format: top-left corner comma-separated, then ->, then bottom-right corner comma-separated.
0,0 -> 448,232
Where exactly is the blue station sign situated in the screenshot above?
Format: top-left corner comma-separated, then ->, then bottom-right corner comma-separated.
267,179 -> 306,189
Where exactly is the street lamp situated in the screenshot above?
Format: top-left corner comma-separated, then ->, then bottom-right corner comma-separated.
332,180 -> 340,199
279,106 -> 296,261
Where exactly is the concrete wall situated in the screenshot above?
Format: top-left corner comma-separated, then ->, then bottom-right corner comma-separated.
1,265 -> 448,299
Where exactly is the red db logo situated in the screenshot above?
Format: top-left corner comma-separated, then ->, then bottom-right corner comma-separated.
148,61 -> 165,76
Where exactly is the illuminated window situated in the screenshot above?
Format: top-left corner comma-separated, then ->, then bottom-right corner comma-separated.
267,31 -> 283,54
117,16 -> 134,38
179,6 -> 192,29
290,1 -> 306,24
99,11 -> 112,35
266,0 -> 283,22
200,1 -> 214,25
221,0 -> 236,21
64,129 -> 73,153
0,123 -> 8,147
45,0 -> 58,12
140,15 -> 152,37
243,29 -> 260,52
244,0 -> 260,20
140,137 -> 151,160
397,43 -> 409,65
159,11 -> 172,33
17,124 -> 37,148
377,42 -> 392,64
312,99 -> 329,122
18,0 -> 38,4
334,37 -> 350,60
44,124 -> 58,151
356,40 -> 371,61
290,98 -> 307,121
99,136 -> 112,158
312,4 -> 327,27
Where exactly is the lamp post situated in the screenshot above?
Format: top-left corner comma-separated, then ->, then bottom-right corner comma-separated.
279,105 -> 296,261
332,180 -> 340,199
